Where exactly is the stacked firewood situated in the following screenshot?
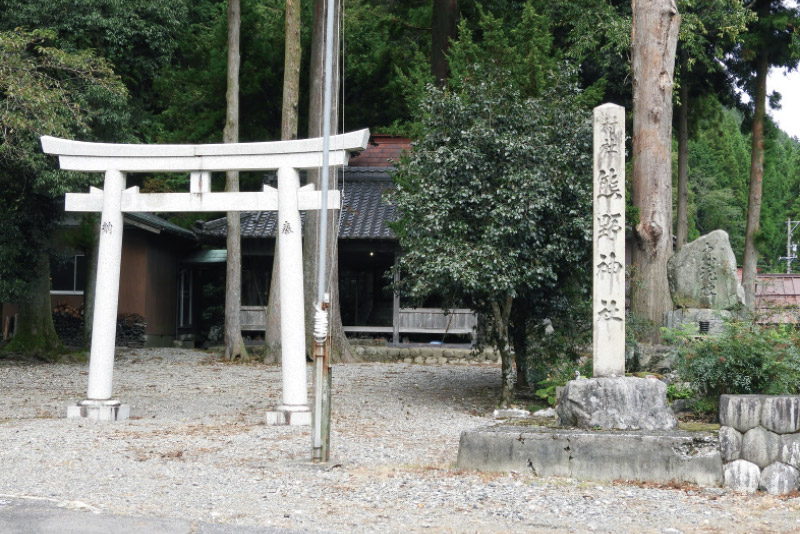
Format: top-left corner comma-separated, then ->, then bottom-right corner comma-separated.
52,303 -> 84,347
116,313 -> 146,347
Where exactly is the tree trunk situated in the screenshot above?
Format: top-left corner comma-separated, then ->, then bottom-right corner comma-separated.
303,0 -> 355,363
223,0 -> 248,360
264,0 -> 302,364
4,250 -> 62,357
630,0 -> 680,334
431,0 -> 458,86
676,54 -> 689,251
491,295 -> 516,407
742,46 -> 769,309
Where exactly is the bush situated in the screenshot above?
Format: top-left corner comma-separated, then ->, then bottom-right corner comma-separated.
668,317 -> 800,398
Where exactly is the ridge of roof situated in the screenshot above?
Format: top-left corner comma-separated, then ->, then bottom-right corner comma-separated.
125,212 -> 197,241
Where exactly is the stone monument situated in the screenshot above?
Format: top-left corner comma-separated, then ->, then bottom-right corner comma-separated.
42,130 -> 369,422
665,229 -> 744,335
557,103 -> 676,431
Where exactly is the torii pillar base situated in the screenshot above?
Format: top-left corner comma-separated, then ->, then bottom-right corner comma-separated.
265,405 -> 312,426
67,399 -> 130,422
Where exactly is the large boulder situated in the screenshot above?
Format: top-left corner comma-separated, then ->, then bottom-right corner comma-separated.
741,426 -> 781,469
723,459 -> 761,493
761,396 -> 800,434
759,462 -> 800,495
781,434 -> 800,469
667,230 -> 744,310
556,377 -> 677,431
719,395 -> 763,433
719,426 -> 743,462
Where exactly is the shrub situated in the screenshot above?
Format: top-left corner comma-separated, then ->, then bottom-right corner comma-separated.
669,317 -> 800,398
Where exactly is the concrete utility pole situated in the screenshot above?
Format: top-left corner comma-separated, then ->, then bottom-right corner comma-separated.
779,218 -> 800,274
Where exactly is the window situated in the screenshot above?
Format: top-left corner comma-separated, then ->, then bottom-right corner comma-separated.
51,255 -> 86,294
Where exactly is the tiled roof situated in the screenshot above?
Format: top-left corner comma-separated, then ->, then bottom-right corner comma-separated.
754,274 -> 800,308
196,171 -> 396,241
339,173 -> 396,239
348,134 -> 411,167
125,212 -> 197,241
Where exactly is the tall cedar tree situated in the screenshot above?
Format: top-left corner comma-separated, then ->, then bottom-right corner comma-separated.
223,0 -> 249,360
732,0 -> 800,307
265,0 -> 303,362
629,0 -> 680,333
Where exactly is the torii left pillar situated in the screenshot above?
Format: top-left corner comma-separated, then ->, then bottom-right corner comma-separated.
67,169 -> 130,421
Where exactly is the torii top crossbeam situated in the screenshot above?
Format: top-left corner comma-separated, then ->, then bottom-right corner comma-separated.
41,129 -> 370,172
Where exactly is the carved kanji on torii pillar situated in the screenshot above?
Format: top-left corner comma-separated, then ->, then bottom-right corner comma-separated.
41,129 -> 369,422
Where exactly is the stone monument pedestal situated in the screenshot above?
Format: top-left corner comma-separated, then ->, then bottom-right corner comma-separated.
265,405 -> 312,426
557,376 -> 677,431
67,399 -> 130,422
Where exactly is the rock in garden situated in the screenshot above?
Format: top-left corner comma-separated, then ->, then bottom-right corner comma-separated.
760,396 -> 800,434
719,426 -> 742,462
741,426 -> 781,469
723,460 -> 761,493
556,377 -> 677,431
759,462 -> 800,495
666,230 -> 744,310
719,395 -> 763,433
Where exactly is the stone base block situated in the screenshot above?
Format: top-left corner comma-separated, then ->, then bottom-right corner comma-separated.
266,406 -> 311,426
663,308 -> 732,336
557,377 -> 677,431
67,400 -> 130,421
457,425 -> 722,487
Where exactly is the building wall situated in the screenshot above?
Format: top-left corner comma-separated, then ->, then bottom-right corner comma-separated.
118,231 -> 148,318
145,235 -> 181,337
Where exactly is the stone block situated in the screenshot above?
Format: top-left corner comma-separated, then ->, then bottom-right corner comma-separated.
719,426 -> 742,461
457,426 -> 722,486
761,396 -> 800,434
759,462 -> 800,495
663,308 -> 732,337
741,426 -> 781,468
723,459 -> 761,493
67,401 -> 130,422
666,229 -> 744,310
719,395 -> 763,432
265,408 -> 311,426
556,377 -> 676,431
780,434 -> 800,469
493,408 -> 530,419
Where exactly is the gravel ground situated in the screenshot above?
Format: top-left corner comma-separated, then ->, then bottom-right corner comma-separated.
0,347 -> 799,533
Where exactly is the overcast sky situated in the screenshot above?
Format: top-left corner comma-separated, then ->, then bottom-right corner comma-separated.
769,66 -> 800,140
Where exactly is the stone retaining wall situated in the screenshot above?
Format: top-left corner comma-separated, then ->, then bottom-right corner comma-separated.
719,394 -> 800,495
350,343 -> 499,365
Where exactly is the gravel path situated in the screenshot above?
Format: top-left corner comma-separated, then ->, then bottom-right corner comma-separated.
0,348 -> 798,533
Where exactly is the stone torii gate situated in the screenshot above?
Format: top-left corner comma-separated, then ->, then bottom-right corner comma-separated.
41,129 -> 369,422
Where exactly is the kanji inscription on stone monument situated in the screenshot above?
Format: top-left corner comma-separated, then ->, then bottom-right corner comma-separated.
592,104 -> 626,377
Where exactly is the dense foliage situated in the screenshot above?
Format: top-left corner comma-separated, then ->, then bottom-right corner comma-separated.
0,29 -> 128,302
669,317 -> 800,399
390,10 -> 594,401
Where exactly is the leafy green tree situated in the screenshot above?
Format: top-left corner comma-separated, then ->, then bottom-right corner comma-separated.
674,0 -> 753,249
0,29 -> 128,354
391,10 -> 593,404
728,0 -> 800,307
0,0 -> 186,141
